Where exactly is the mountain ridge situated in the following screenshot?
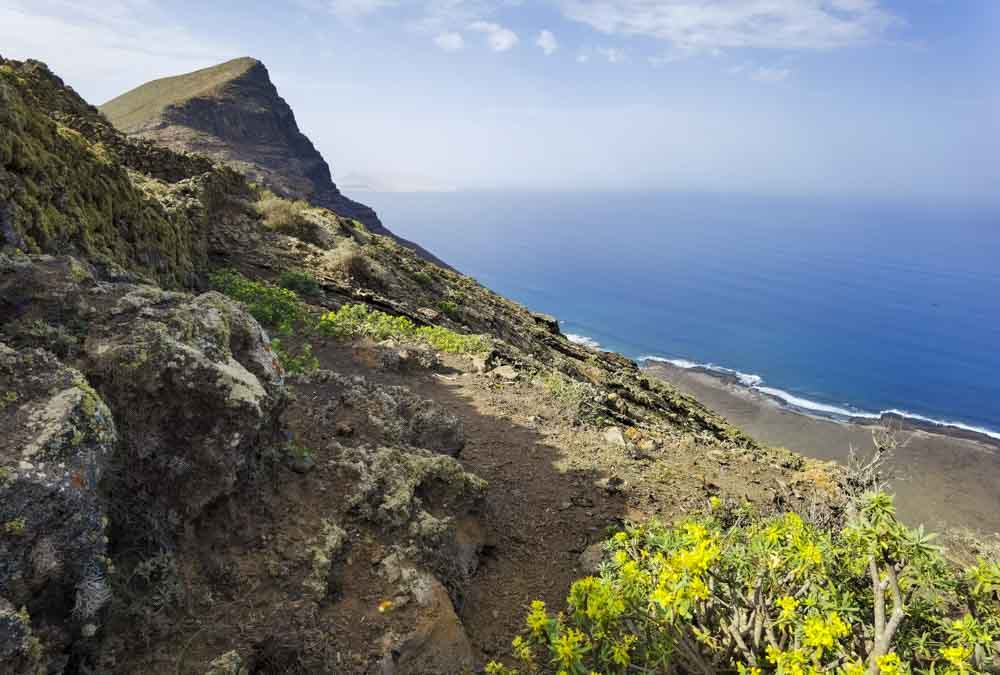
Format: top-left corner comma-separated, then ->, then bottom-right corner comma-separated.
100,57 -> 448,267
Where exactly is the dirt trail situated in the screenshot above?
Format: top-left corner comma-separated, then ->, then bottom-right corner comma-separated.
111,339 -> 811,673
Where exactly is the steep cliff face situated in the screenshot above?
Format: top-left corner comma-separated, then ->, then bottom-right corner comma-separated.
100,57 -> 445,265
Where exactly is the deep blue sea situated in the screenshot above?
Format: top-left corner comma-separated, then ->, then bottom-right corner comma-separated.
363,191 -> 1000,439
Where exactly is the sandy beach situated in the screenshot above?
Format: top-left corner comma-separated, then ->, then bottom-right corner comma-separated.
644,361 -> 1000,534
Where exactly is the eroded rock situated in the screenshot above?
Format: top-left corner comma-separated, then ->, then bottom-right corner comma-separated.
82,290 -> 286,538
0,345 -> 116,670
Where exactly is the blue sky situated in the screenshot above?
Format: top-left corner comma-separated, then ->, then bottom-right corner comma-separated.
1,1 -> 997,201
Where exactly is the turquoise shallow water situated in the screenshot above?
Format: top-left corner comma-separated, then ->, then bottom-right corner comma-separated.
362,191 -> 1000,438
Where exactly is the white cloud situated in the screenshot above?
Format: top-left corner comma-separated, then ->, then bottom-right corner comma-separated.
469,20 -> 519,51
597,46 -> 627,63
558,0 -> 899,51
751,66 -> 792,82
434,31 -> 465,51
536,29 -> 558,55
0,0 -> 237,104
576,50 -> 591,63
326,0 -> 398,18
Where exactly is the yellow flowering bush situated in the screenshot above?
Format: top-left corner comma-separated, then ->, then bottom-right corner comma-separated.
491,493 -> 999,674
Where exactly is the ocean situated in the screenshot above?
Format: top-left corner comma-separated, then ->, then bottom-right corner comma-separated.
362,191 -> 1000,439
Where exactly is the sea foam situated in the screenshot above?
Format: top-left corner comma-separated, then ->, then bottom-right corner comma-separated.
640,355 -> 1000,441
566,333 -> 602,350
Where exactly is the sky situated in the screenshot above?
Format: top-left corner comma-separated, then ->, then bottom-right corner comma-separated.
1,0 -> 997,201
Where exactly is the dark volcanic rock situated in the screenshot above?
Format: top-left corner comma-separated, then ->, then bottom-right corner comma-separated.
100,58 -> 447,267
0,344 -> 116,671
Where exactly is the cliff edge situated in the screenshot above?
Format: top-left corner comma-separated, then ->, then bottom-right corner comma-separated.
100,57 -> 446,266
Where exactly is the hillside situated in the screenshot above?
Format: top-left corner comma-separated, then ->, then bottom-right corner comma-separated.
2,56 -> 997,674
100,57 -> 446,266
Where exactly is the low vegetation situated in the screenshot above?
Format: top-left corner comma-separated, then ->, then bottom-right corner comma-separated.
209,269 -> 309,335
210,270 -> 489,374
490,492 -> 999,674
318,303 -> 489,354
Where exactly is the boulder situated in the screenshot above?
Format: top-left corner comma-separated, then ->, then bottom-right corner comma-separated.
81,290 -> 286,539
0,345 -> 116,670
603,426 -> 627,447
488,365 -> 518,381
379,573 -> 475,675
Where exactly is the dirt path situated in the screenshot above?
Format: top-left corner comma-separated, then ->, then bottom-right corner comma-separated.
111,339 -> 814,673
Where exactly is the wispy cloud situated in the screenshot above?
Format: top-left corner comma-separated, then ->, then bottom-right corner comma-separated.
0,0 -> 237,103
751,65 -> 792,82
469,20 -> 518,51
558,0 -> 900,51
728,61 -> 793,82
325,0 -> 398,18
536,29 -> 558,55
597,46 -> 627,63
434,31 -> 465,51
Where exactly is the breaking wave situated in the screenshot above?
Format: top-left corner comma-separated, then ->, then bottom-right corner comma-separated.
640,355 -> 1000,441
566,333 -> 602,350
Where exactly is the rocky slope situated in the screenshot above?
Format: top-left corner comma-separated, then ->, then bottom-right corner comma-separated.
99,57 -> 446,266
0,56 -> 852,674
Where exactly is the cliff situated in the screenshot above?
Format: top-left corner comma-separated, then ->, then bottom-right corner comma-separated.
100,57 -> 446,266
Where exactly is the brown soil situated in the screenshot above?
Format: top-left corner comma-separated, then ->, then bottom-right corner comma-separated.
110,337 -> 824,674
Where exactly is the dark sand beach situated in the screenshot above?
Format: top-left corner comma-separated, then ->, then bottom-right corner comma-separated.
645,362 -> 1000,534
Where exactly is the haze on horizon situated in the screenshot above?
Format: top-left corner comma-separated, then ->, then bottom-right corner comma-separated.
2,0 -> 997,203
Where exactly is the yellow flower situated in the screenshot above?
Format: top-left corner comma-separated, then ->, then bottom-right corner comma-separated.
526,600 -> 549,636
650,585 -> 673,610
683,522 -> 709,542
776,595 -> 799,619
877,653 -> 901,675
552,628 -> 587,668
709,495 -> 723,510
940,644 -> 972,666
377,599 -> 393,613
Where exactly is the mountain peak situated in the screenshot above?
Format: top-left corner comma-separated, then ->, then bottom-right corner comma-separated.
99,59 -> 446,266
100,57 -> 262,133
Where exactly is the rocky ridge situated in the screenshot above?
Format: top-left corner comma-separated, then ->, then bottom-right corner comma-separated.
100,57 -> 446,266
1,55 -> 848,673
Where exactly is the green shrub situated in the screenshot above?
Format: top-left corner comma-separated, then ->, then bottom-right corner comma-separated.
490,493 -> 999,674
271,339 -> 319,375
412,271 -> 433,286
418,325 -> 490,354
256,195 -> 310,231
438,300 -> 461,319
317,304 -> 488,354
210,269 -> 309,335
541,371 -> 592,407
279,270 -> 321,297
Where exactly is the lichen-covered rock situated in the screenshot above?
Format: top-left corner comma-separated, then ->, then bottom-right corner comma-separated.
338,444 -> 486,597
309,370 -> 464,456
82,290 -> 286,540
0,600 -> 46,675
0,344 -> 116,671
303,519 -> 347,600
203,649 -> 248,675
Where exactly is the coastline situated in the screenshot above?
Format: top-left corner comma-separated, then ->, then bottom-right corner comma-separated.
642,360 -> 1000,534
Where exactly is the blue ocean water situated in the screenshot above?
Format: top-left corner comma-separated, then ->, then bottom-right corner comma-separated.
363,191 -> 1000,438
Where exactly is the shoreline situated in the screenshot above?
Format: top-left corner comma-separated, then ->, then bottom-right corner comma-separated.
642,360 -> 1000,534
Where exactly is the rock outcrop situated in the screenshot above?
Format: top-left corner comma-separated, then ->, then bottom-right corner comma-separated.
100,57 -> 447,266
0,345 -> 116,671
0,253 -> 288,670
